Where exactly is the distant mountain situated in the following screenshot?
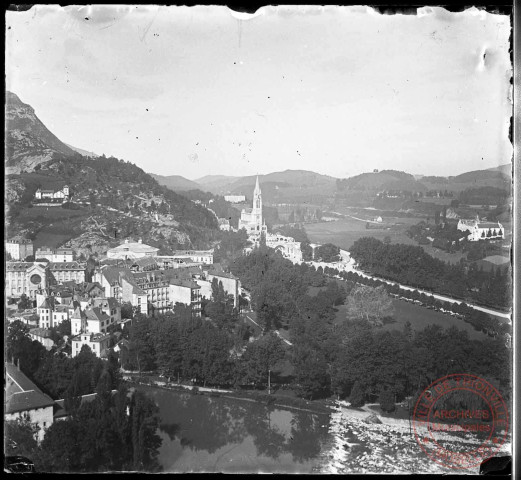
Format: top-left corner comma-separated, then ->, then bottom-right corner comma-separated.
65,143 -> 99,158
5,91 -> 77,174
486,163 -> 512,176
337,170 -> 420,191
195,175 -> 241,191
150,173 -> 201,192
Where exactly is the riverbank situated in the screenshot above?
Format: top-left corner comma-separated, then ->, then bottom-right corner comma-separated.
318,400 -> 510,474
124,376 -> 333,416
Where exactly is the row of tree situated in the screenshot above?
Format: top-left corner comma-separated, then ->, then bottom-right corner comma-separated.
349,237 -> 511,310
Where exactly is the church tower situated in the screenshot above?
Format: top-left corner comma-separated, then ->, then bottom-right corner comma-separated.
252,176 -> 262,231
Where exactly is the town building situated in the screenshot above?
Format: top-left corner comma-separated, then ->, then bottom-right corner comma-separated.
457,218 -> 505,242
29,328 -> 55,350
106,238 -> 159,260
224,194 -> 246,203
37,297 -> 55,329
6,262 -> 49,299
6,237 -> 34,260
71,332 -> 111,358
35,247 -> 74,263
157,250 -> 214,267
5,362 -> 55,442
204,268 -> 241,307
48,262 -> 86,284
238,176 -> 268,237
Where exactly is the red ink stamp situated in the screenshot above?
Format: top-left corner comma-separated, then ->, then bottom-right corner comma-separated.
412,374 -> 509,470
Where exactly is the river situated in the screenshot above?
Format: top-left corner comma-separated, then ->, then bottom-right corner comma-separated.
142,386 -> 332,473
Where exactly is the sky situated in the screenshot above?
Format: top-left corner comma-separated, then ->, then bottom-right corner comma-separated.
6,5 -> 512,180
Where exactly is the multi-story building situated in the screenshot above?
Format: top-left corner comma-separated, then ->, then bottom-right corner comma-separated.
48,262 -> 86,284
169,278 -> 202,316
71,307 -> 87,336
6,237 -> 34,260
204,268 -> 241,307
91,298 -> 121,326
6,262 -> 49,299
37,297 -> 54,329
71,332 -> 111,358
35,247 -> 74,263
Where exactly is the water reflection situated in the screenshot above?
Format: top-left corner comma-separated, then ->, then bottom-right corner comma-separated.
147,388 -> 330,473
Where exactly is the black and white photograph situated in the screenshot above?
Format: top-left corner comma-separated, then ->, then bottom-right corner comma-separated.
4,4 -> 514,474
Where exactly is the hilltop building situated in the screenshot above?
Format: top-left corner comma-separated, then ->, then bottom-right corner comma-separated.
34,185 -> 70,203
238,176 -> 268,237
457,218 -> 504,242
6,237 -> 34,260
224,194 -> 246,203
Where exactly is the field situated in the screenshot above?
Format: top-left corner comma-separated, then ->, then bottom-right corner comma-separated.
334,299 -> 491,341
16,205 -> 89,221
304,217 -> 418,251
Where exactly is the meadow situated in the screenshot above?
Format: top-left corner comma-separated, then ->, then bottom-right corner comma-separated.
304,217 -> 418,251
334,299 -> 491,341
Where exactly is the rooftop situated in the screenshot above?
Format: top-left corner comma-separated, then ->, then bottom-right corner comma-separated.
5,363 -> 55,414
49,262 -> 85,270
29,327 -> 53,338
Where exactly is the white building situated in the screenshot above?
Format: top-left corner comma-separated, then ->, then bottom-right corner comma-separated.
457,218 -> 504,242
6,237 -> 34,260
34,185 -> 70,202
35,247 -> 74,263
107,238 -> 159,260
157,250 -> 214,267
224,195 -> 246,203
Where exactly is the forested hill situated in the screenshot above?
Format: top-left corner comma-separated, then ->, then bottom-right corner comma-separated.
6,154 -> 219,253
5,92 -> 219,253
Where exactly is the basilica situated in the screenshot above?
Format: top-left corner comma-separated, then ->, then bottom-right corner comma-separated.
238,177 -> 303,263
238,176 -> 268,237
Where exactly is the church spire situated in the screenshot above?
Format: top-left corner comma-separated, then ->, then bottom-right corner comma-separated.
254,175 -> 260,194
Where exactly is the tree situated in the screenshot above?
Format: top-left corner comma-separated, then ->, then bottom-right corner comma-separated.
349,380 -> 366,407
241,333 -> 285,390
345,285 -> 394,326
18,293 -> 33,310
379,388 -> 396,413
5,418 -> 40,459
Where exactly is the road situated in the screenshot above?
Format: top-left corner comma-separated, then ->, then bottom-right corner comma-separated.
303,249 -> 511,323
